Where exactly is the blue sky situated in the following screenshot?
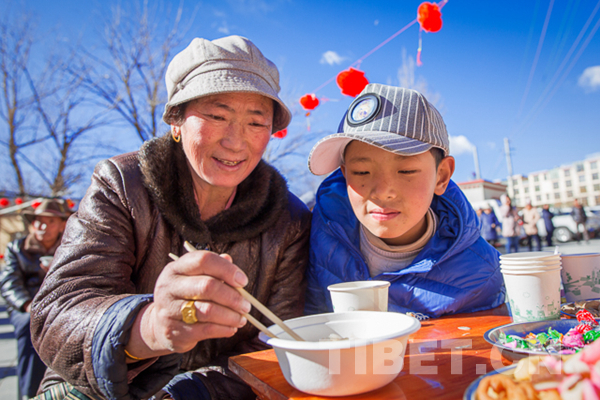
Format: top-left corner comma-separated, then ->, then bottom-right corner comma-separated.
7,0 -> 600,198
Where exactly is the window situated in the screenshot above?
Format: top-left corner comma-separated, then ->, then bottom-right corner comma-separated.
591,161 -> 598,169
535,185 -> 540,192
553,182 -> 559,189
581,186 -> 587,193
554,193 -> 561,199
534,175 -> 539,182
544,173 -> 548,180
593,173 -> 599,180
567,191 -> 573,198
566,180 -> 572,187
594,184 -> 600,191
564,170 -> 571,177
577,163 -> 584,172
536,195 -> 541,201
514,189 -> 519,195
579,175 -> 586,183
513,179 -> 519,186
524,187 -> 529,193
546,194 -> 550,200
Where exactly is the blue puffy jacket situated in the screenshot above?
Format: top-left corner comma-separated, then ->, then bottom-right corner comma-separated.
305,170 -> 506,318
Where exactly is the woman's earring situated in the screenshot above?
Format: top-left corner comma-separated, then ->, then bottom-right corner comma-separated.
172,130 -> 181,143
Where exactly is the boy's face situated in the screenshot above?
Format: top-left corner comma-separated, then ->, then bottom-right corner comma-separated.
341,141 -> 454,246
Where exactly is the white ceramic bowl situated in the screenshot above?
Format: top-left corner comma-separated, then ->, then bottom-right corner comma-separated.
258,311 -> 420,397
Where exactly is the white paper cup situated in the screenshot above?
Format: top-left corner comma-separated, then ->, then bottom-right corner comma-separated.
560,253 -> 600,302
500,261 -> 562,271
328,281 -> 390,312
500,259 -> 561,266
501,268 -> 562,323
500,251 -> 561,261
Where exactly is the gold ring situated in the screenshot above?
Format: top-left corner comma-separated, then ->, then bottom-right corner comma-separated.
181,300 -> 198,324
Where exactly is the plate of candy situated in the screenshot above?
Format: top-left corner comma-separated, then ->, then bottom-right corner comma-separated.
561,299 -> 600,319
483,310 -> 600,361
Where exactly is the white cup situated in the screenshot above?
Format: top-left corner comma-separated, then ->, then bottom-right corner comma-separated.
500,251 -> 560,262
501,268 -> 562,323
500,261 -> 562,271
328,281 -> 390,312
560,253 -> 600,302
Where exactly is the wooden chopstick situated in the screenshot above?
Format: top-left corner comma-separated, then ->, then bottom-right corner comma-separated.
168,252 -> 276,339
181,242 -> 304,341
233,286 -> 304,341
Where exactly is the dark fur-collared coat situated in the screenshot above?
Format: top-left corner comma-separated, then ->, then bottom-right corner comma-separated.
30,134 -> 311,400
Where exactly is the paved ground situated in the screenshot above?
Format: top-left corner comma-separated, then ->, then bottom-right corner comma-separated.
0,296 -> 18,400
496,236 -> 600,255
0,238 -> 599,399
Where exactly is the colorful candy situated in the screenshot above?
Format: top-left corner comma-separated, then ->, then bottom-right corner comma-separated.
499,323 -> 600,354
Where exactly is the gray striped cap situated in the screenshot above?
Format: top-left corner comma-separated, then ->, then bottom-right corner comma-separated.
308,83 -> 448,175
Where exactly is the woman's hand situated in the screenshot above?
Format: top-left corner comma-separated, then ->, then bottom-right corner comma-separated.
126,251 -> 251,359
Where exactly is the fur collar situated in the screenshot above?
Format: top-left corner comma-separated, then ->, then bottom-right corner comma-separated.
138,134 -> 288,246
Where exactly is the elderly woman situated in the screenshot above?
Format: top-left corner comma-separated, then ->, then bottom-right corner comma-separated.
30,36 -> 311,400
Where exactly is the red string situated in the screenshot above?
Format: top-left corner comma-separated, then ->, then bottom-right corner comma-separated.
309,0 -> 448,95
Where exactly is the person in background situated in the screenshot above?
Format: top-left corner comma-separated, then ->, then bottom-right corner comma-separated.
480,206 -> 500,247
522,200 -> 542,251
541,204 -> 555,247
571,198 -> 590,244
500,194 -> 520,254
0,199 -> 70,399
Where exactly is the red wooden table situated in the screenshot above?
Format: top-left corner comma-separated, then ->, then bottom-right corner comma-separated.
229,305 -> 516,399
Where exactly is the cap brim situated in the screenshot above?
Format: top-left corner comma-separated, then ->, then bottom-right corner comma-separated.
163,69 -> 292,133
308,131 -> 433,176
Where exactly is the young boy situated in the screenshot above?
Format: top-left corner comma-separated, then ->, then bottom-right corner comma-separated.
305,83 -> 505,318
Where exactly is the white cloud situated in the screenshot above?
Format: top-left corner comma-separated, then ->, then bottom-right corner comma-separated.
449,135 -> 475,156
320,51 -> 346,66
374,20 -> 379,26
217,21 -> 230,34
578,66 -> 600,92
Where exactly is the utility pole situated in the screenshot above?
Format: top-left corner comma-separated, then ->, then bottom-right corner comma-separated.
504,138 -> 514,198
472,145 -> 481,180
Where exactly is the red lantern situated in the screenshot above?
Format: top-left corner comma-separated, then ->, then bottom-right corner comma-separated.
417,2 -> 443,33
15,198 -> 23,205
0,198 -> 9,207
273,128 -> 287,139
66,199 -> 75,209
32,201 -> 41,209
299,94 -> 319,110
336,68 -> 369,97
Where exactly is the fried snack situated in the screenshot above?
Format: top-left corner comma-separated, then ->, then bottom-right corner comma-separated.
477,375 -> 523,400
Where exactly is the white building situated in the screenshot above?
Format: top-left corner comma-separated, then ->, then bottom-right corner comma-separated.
504,154 -> 600,208
457,179 -> 507,204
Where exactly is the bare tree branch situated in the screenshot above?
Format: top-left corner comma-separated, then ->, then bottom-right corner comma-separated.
75,0 -> 194,143
0,12 -> 37,195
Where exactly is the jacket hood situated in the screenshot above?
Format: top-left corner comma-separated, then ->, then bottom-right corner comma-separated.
138,133 -> 289,246
314,169 -> 482,268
